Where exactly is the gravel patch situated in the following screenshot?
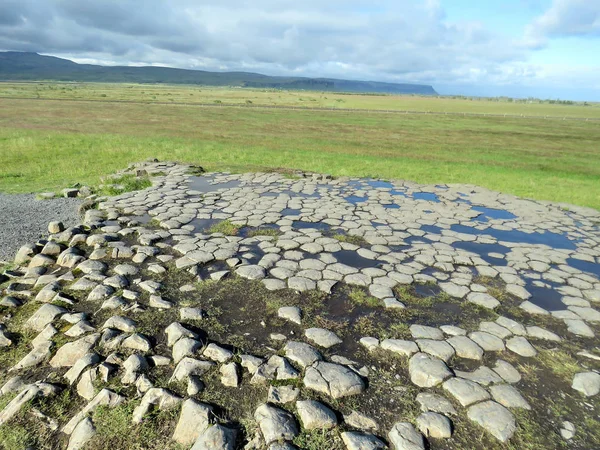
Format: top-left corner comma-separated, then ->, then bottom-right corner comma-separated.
0,193 -> 82,263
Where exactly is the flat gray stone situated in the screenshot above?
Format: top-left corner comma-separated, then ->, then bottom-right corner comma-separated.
172,399 -> 213,446
416,339 -> 455,362
416,412 -> 452,438
410,325 -> 443,340
492,360 -> 521,384
409,353 -> 453,388
278,306 -> 302,325
235,265 -> 266,280
469,332 -> 505,352
341,432 -> 386,450
25,304 -> 67,332
288,276 -> 316,291
446,336 -> 484,360
284,341 -> 322,368
443,377 -> 490,406
416,392 -> 456,415
254,403 -> 298,445
505,336 -> 537,357
388,422 -> 425,450
467,401 -> 516,442
305,328 -> 342,348
572,372 -> 600,397
467,292 -> 500,309
490,384 -> 531,409
296,400 -> 337,430
381,339 -> 418,357
495,317 -> 526,335
303,361 -> 365,399
191,424 -> 237,450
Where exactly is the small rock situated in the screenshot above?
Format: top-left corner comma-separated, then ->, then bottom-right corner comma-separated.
305,328 -> 343,348
341,432 -> 386,450
467,401 -> 516,442
409,353 -> 453,388
572,371 -> 600,397
388,422 -> 425,450
417,412 -> 452,438
254,403 -> 299,445
278,306 -> 302,325
296,400 -> 337,430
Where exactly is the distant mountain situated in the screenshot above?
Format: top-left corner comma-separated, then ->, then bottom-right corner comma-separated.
0,52 -> 438,95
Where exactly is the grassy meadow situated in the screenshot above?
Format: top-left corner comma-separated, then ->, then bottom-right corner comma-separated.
0,83 -> 599,209
2,82 -> 600,118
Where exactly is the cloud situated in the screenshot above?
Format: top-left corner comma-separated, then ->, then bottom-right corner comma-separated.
0,0 -> 598,99
525,0 -> 600,46
0,1 -> 528,81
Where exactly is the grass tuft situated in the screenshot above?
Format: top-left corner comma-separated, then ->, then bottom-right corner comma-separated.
97,174 -> 152,196
348,287 -> 380,308
207,220 -> 239,236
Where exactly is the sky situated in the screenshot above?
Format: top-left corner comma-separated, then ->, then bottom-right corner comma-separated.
0,0 -> 599,100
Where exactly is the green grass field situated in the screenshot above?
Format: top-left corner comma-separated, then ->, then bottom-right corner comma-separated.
2,82 -> 600,118
1,83 -> 599,209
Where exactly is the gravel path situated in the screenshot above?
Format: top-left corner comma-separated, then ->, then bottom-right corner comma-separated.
0,193 -> 82,263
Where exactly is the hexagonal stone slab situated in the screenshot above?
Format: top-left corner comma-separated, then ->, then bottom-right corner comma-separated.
303,361 -> 365,399
443,378 -> 490,407
467,401 -> 516,442
409,353 -> 453,388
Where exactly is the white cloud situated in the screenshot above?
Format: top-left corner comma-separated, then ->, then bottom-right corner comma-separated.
525,0 -> 600,46
0,0 -> 598,99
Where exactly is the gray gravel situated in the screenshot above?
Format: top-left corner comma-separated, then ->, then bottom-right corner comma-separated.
0,194 -> 82,263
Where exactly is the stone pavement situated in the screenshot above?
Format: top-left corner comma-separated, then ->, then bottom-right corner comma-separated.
0,161 -> 598,449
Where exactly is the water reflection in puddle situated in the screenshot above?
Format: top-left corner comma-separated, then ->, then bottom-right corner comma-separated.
190,218 -> 220,232
566,258 -> 600,278
345,195 -> 368,205
472,206 -> 517,221
525,282 -> 567,311
281,208 -> 301,216
333,250 -> 381,269
188,177 -> 242,193
292,221 -> 331,231
450,225 -> 576,250
413,192 -> 441,202
366,180 -> 394,189
383,204 -> 400,209
453,241 -> 510,266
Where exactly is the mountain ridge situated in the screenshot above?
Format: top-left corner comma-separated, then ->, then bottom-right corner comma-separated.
0,52 -> 438,95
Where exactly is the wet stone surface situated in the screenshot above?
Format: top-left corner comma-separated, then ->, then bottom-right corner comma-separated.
1,161 -> 599,450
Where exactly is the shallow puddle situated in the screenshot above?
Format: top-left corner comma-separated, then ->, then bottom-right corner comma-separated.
453,241 -> 510,266
472,206 -> 517,221
292,220 -> 331,231
525,282 -> 567,311
382,203 -> 400,209
366,180 -> 394,189
333,250 -> 382,269
281,208 -> 301,216
188,176 -> 242,193
189,218 -> 221,232
450,224 -> 577,250
345,195 -> 368,205
566,257 -> 600,279
413,192 -> 441,202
